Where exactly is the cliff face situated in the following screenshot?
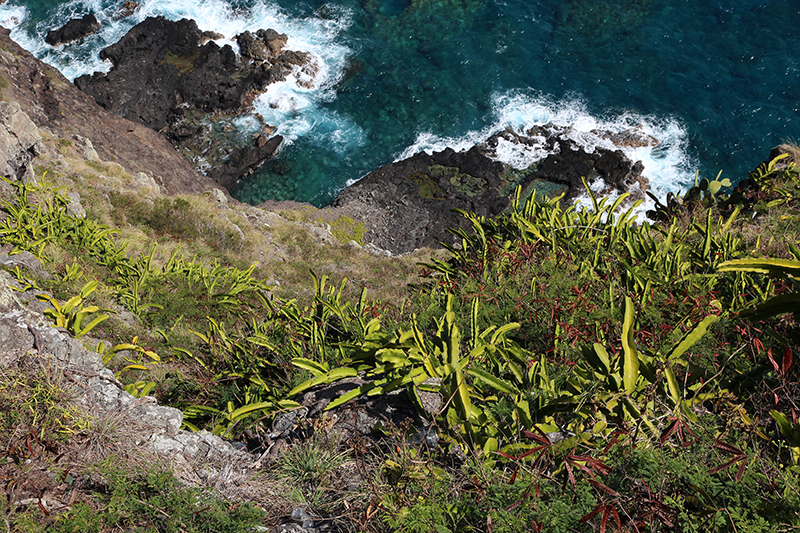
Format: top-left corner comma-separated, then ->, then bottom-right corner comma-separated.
0,27 -> 216,194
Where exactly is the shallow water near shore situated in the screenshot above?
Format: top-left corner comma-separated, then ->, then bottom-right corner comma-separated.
1,0 -> 798,207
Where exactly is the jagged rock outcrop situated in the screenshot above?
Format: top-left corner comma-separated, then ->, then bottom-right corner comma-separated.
207,134 -> 283,190
111,1 -> 139,20
332,127 -> 649,254
0,268 -> 248,465
0,101 -> 42,181
45,14 -> 100,46
0,26 -> 216,193
74,17 -> 315,189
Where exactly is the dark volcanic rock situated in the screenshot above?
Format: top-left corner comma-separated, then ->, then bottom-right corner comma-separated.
74,16 -> 312,189
74,17 -> 242,130
333,127 -> 648,254
331,146 -> 508,254
45,14 -> 100,46
207,134 -> 283,190
111,1 -> 139,20
74,16 -> 312,129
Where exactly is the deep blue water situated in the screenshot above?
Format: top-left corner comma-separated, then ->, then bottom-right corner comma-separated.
1,0 -> 798,207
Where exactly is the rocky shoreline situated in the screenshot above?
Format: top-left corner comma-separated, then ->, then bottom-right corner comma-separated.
330,125 -> 651,254
39,12 -> 652,255
71,16 -> 316,191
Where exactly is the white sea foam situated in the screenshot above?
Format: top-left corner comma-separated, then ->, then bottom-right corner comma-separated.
397,90 -> 697,218
0,0 -> 362,150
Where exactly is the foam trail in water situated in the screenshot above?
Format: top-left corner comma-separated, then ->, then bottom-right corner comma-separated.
396,90 -> 697,217
0,0 -> 363,151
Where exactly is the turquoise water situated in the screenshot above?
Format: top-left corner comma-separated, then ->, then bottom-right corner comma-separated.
2,0 -> 798,207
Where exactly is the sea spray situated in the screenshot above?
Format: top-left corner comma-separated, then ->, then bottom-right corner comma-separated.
0,0 -> 355,139
394,91 -> 696,216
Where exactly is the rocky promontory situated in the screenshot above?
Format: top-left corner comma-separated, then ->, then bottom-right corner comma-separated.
331,125 -> 651,254
74,17 -> 316,189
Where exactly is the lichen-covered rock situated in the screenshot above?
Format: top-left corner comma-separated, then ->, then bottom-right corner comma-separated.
0,270 -> 247,466
0,101 -> 42,181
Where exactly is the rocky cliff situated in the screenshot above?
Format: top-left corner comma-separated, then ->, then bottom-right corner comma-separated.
0,26 -> 215,194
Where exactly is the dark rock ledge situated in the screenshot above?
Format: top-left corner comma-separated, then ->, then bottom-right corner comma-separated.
331,125 -> 652,255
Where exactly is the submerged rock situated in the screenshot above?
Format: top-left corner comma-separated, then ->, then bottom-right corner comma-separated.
111,1 -> 139,20
207,134 -> 283,190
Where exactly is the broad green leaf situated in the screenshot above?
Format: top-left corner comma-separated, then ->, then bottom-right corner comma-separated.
60,296 -> 82,315
292,357 -> 330,376
771,410 -> 798,439
490,322 -> 521,345
326,382 -> 380,410
228,401 -> 276,422
376,348 -> 411,366
718,257 -> 800,277
592,343 -> 611,373
286,366 -> 358,398
621,297 -> 639,394
663,366 -> 681,405
668,315 -> 718,361
469,367 -> 515,394
77,313 -> 110,337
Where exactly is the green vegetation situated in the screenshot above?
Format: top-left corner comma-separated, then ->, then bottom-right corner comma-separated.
326,214 -> 366,244
0,357 -> 264,532
1,149 -> 799,530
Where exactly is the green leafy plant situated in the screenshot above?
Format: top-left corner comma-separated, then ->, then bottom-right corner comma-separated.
97,336 -> 162,398
37,280 -> 109,338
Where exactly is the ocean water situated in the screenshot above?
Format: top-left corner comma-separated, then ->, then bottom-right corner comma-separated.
1,0 -> 798,208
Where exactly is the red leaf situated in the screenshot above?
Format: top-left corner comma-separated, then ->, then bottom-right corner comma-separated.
714,440 -> 744,456
710,455 -> 743,474
735,458 -> 748,481
37,500 -> 50,516
588,478 -> 620,497
603,434 -> 619,454
565,459 -> 576,487
782,346 -> 793,376
586,456 -> 612,475
767,348 -> 780,374
579,504 -> 604,524
497,451 -> 518,461
610,506 -> 622,529
523,427 -> 553,446
508,466 -> 518,485
506,500 -> 524,512
518,445 -> 547,460
660,419 -> 679,445
600,506 -> 610,533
